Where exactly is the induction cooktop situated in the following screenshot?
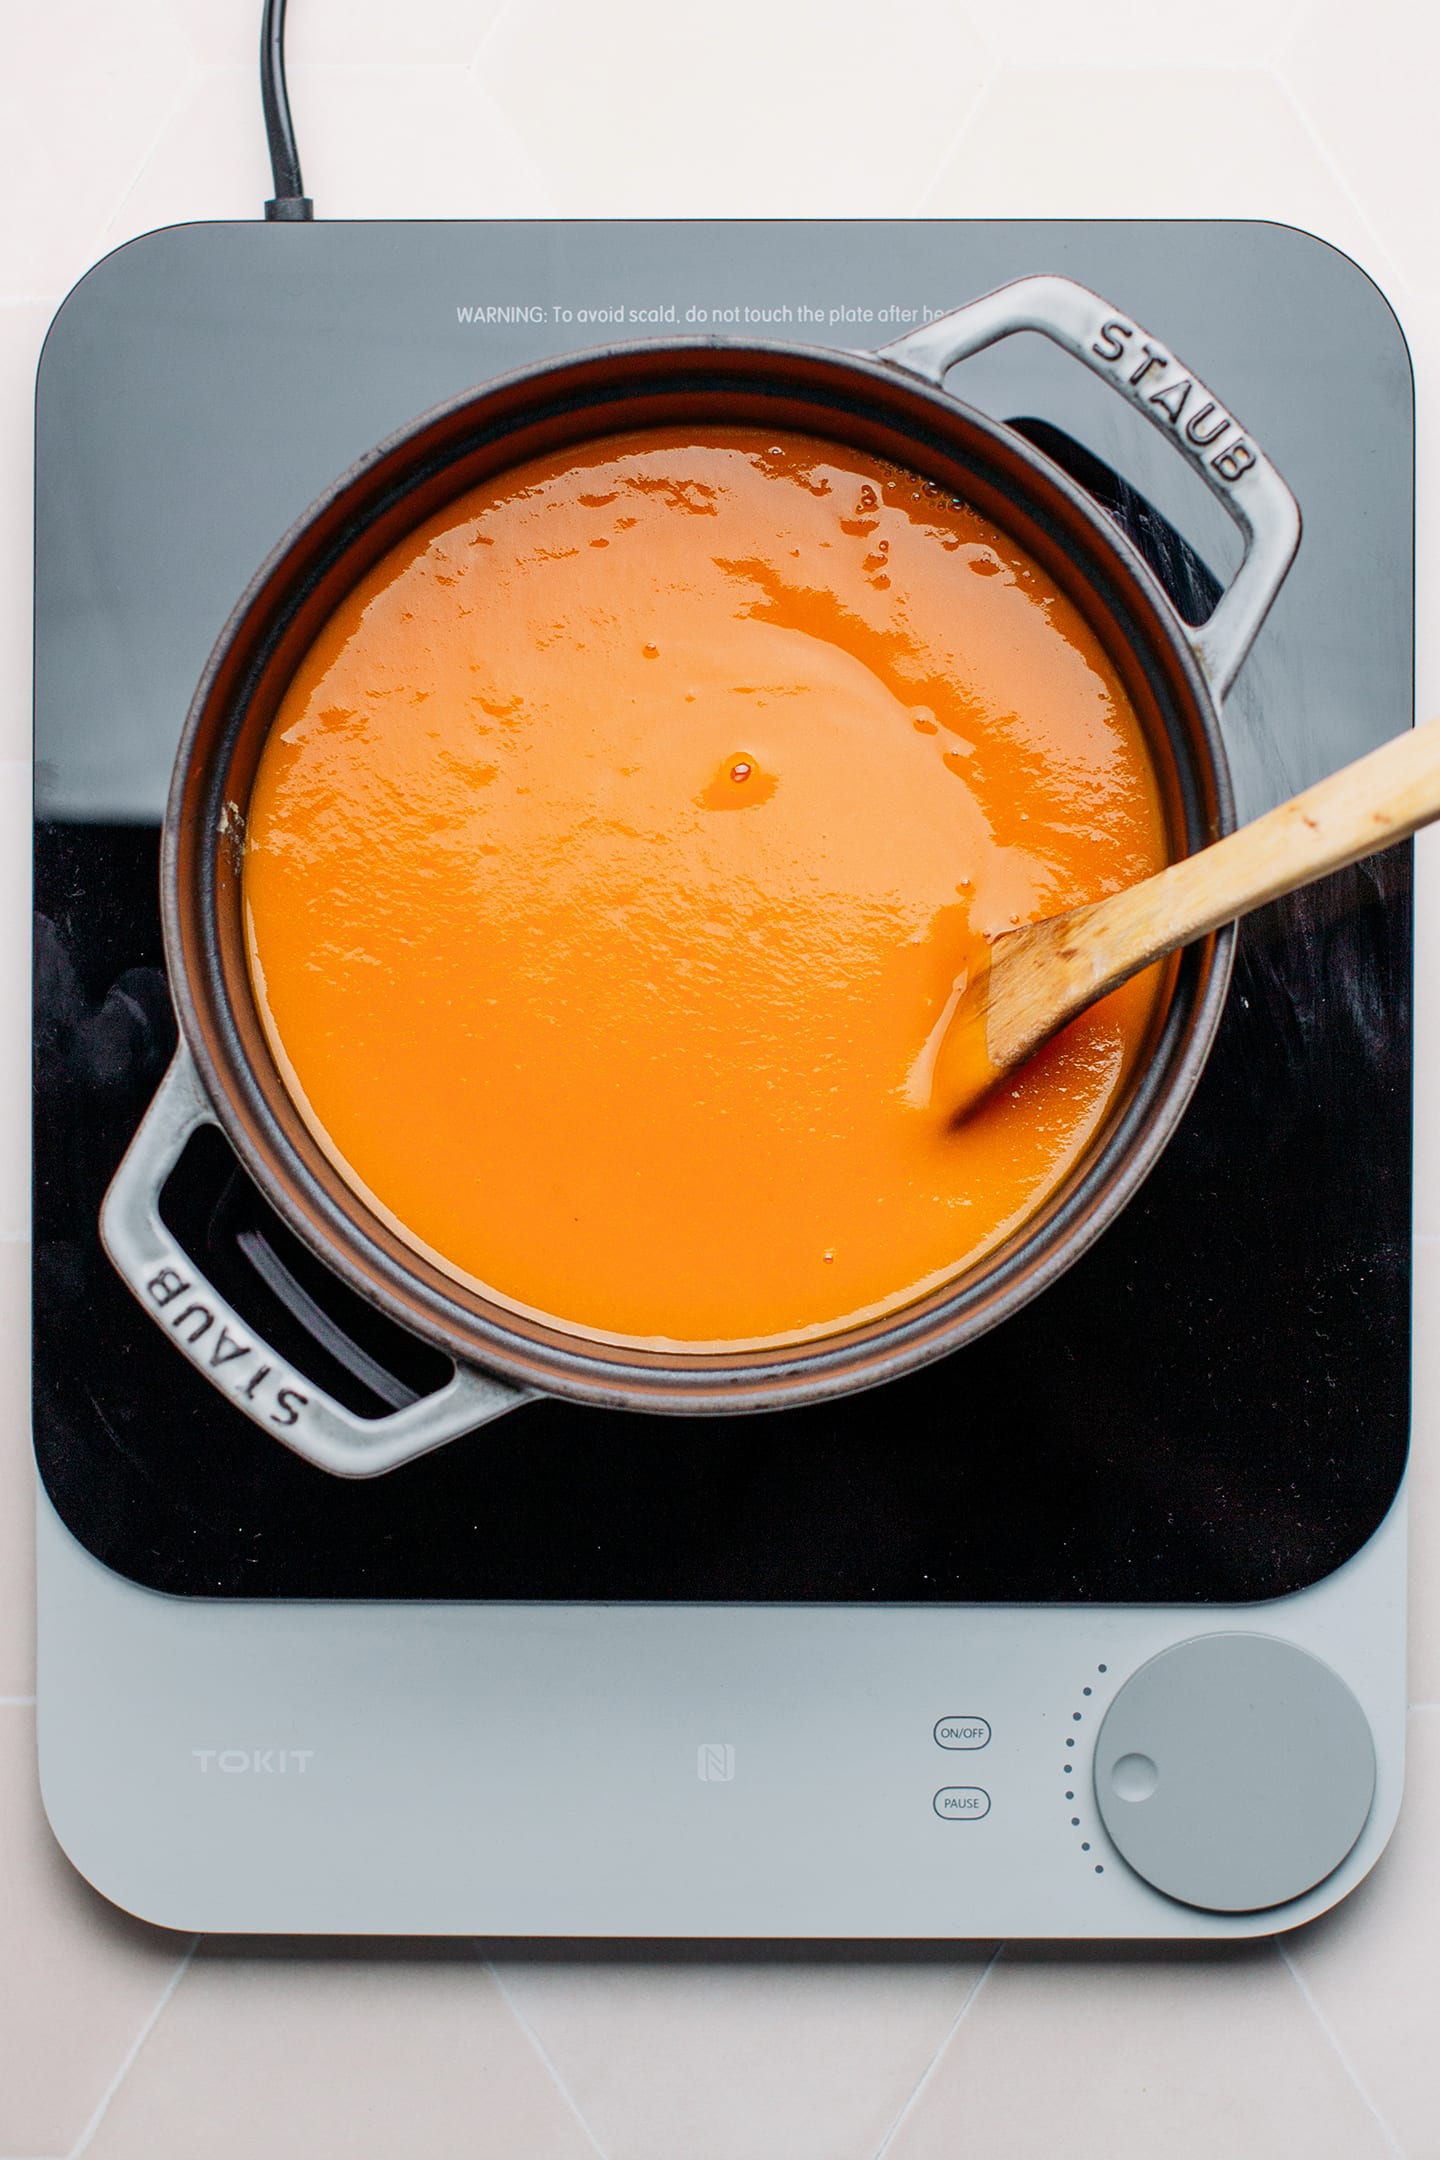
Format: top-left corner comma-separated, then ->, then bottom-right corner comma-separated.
33,218 -> 1413,1937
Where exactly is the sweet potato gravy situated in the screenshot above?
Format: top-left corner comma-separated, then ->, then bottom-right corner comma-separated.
243,427 -> 1169,1348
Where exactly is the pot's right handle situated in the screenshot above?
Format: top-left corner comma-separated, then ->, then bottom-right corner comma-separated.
100,1048 -> 533,1479
878,274 -> 1301,704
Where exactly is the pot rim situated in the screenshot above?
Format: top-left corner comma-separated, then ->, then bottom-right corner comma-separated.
160,330 -> 1239,1416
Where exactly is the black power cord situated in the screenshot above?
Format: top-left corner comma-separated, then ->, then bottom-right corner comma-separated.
261,0 -> 313,220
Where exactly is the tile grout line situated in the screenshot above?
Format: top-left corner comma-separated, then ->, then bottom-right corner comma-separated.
469,0 -> 527,70
1277,1942 -> 1407,2160
95,59 -> 210,258
64,1938 -> 200,2160
1264,63 -> 1414,312
910,63 -> 1001,217
481,1958 -> 613,2159
0,1695 -> 36,1706
870,1943 -> 1004,2160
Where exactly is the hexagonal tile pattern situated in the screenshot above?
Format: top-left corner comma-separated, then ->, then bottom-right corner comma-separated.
0,1707 -> 192,2158
490,1952 -> 995,2160
484,0 -> 995,220
1285,1708 -> 1440,2158
275,62 -> 552,222
96,68 -> 269,249
1282,0 -> 1440,307
82,1947 -> 602,2160
957,0 -> 1311,68
102,60 -> 551,243
166,0 -> 511,71
881,1940 -> 1398,2159
921,64 -> 1396,292
2,2 -> 201,303
293,0 -> 513,66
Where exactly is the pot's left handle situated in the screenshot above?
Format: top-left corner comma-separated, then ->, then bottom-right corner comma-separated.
100,1048 -> 533,1479
877,274 -> 1301,704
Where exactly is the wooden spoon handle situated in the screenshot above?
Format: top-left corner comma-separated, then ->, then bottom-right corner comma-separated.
988,713 -> 1440,1076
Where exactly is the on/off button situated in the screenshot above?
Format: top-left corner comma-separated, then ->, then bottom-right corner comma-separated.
934,1716 -> 991,1750
934,1787 -> 991,1821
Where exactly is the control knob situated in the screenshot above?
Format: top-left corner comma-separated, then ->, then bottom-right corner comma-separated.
1092,1632 -> 1375,1913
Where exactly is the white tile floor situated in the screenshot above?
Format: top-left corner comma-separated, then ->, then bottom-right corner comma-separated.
4,2 -> 1439,2153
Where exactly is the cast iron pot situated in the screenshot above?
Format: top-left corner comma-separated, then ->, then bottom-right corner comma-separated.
101,275 -> 1300,1477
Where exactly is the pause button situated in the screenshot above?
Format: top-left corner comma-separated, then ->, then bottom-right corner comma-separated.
934,1787 -> 991,1821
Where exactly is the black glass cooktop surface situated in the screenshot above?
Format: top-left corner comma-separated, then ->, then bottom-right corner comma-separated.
32,220 -> 1413,1603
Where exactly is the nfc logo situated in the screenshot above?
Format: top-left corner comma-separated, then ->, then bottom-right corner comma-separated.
697,1742 -> 736,1783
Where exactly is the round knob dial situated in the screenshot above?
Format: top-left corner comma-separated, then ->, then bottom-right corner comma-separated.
1092,1633 -> 1375,1913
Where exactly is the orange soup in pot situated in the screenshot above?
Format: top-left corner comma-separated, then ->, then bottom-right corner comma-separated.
242,427 -> 1169,1349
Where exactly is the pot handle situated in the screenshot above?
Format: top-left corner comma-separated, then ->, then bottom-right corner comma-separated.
877,274 -> 1301,703
99,1048 -> 533,1479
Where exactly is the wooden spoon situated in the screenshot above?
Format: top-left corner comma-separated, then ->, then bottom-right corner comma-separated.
934,713 -> 1440,1122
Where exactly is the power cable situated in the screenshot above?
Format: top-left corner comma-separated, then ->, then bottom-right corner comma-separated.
261,0 -> 313,220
